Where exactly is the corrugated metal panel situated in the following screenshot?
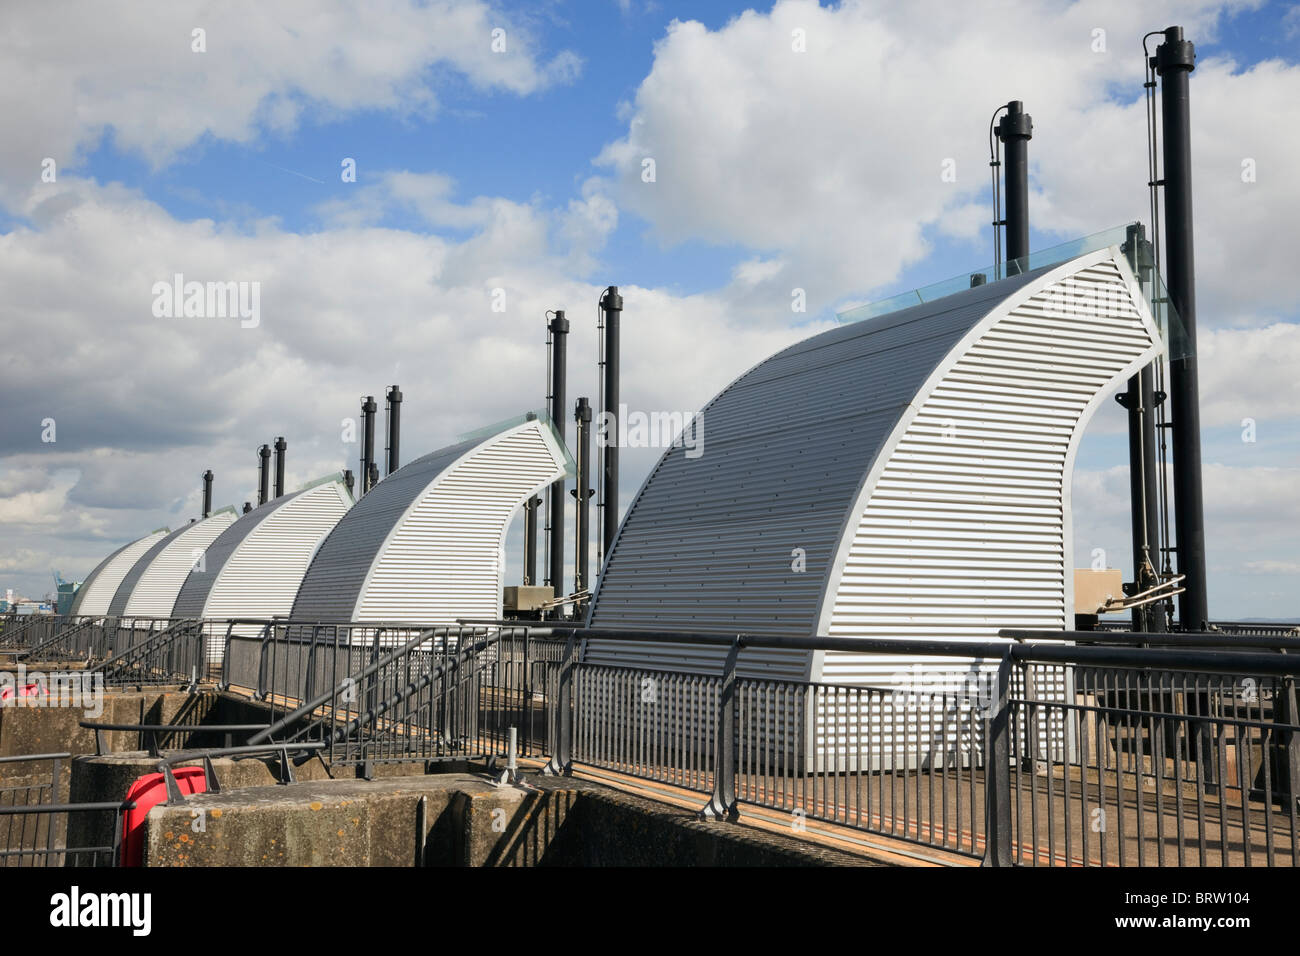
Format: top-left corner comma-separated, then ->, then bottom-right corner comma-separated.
118,511 -> 237,618
291,439 -> 482,623
820,256 -> 1160,693
292,420 -> 566,624
71,530 -> 170,617
357,427 -> 565,623
172,495 -> 301,619
200,482 -> 352,659
66,539 -> 135,617
585,266 -> 1052,679
107,526 -> 191,617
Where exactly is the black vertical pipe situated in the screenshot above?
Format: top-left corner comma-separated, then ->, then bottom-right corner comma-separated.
547,311 -> 569,597
385,385 -> 402,475
573,397 -> 592,594
1157,25 -> 1209,630
1120,373 -> 1151,631
1120,224 -> 1164,632
599,287 -> 623,565
996,100 -> 1033,270
201,470 -> 213,519
273,437 -> 286,498
343,469 -> 355,497
257,445 -> 271,505
523,495 -> 540,586
361,396 -> 377,494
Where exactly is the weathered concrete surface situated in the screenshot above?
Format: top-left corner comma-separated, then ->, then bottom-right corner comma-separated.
0,689 -> 211,780
135,772 -> 884,867
143,774 -> 528,866
495,776 -> 880,867
66,749 -> 337,860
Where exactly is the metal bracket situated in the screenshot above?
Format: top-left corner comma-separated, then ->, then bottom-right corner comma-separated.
699,638 -> 741,822
541,635 -> 577,777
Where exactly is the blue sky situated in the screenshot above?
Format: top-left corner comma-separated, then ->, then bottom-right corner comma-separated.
0,0 -> 1297,619
56,0 -> 1299,301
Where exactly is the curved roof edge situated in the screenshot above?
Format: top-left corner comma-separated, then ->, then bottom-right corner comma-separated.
69,529 -> 171,617
291,417 -> 567,624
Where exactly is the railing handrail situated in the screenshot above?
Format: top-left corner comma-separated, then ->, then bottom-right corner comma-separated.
246,626 -> 498,745
18,616 -> 96,659
0,752 -> 72,764
87,618 -> 198,675
0,801 -> 135,815
1001,627 -> 1300,651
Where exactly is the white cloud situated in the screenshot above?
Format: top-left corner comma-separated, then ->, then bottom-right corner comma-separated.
0,0 -> 580,204
596,0 -> 1292,327
0,174 -> 800,598
1,0 -> 1295,621
1200,322 -> 1300,426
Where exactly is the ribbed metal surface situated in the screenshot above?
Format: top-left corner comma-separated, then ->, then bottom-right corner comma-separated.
172,496 -> 299,618
200,482 -> 352,659
585,268 -> 1050,679
116,512 -> 237,618
66,539 -> 134,617
587,251 -> 1159,696
292,420 -> 567,624
72,530 -> 169,617
821,256 -> 1160,689
106,527 -> 189,617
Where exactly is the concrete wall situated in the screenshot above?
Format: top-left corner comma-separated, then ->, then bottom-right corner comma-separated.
138,773 -> 882,867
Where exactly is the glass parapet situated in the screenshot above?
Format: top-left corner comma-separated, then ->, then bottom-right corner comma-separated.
835,222 -> 1189,359
456,408 -> 576,479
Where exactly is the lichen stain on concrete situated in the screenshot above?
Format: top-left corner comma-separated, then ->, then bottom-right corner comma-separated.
310,801 -> 323,811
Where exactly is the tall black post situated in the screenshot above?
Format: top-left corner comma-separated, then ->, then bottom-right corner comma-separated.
547,311 -> 569,597
385,385 -> 402,475
599,287 -> 623,567
201,470 -> 213,518
257,445 -> 271,505
523,496 -> 540,586
573,397 -> 592,594
361,396 -> 377,494
996,100 -> 1033,271
1118,224 -> 1164,631
1157,25 -> 1209,630
273,437 -> 286,498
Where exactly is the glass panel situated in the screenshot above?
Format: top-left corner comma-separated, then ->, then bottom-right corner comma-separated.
835,221 -> 1189,359
296,471 -> 347,493
456,408 -> 575,478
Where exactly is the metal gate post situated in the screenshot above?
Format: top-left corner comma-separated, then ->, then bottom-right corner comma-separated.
1280,675 -> 1300,809
542,634 -> 578,776
982,648 -> 1014,866
700,639 -> 740,821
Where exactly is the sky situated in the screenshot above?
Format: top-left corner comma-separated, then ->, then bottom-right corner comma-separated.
0,0 -> 1296,619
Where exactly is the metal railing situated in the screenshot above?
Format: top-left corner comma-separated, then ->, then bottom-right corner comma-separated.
22,612 -> 1285,868
12,615 -> 174,663
0,753 -> 133,867
243,625 -> 564,774
1,614 -> 67,650
536,627 -> 1300,867
81,721 -> 273,757
89,619 -> 207,688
